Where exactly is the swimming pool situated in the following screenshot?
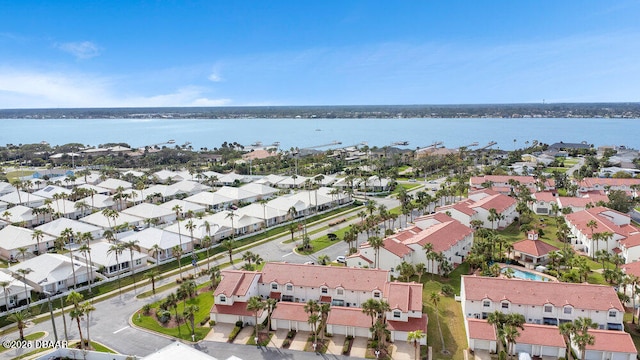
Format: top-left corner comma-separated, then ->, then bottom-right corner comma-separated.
501,267 -> 550,281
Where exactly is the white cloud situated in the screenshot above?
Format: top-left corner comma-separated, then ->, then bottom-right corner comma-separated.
207,72 -> 222,82
0,67 -> 232,108
56,41 -> 101,59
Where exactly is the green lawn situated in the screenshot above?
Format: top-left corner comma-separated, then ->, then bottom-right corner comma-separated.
134,290 -> 215,341
5,170 -> 34,182
0,331 -> 46,352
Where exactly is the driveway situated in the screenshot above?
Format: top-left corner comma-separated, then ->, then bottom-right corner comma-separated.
204,322 -> 234,342
267,329 -> 288,348
234,326 -> 254,345
390,341 -> 413,360
288,331 -> 310,351
350,337 -> 368,358
325,334 -> 346,356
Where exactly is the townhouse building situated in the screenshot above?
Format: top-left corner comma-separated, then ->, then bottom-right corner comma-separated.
211,262 -> 427,343
461,276 -> 624,330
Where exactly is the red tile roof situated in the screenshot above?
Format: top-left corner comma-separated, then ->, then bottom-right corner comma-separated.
470,193 -> 516,213
385,282 -> 423,312
346,253 -> 373,264
327,306 -> 372,328
462,276 -> 624,311
557,195 -> 608,208
270,302 -> 308,322
261,262 -> 388,293
380,238 -> 412,258
214,270 -> 260,297
512,239 -> 559,257
585,329 -> 637,354
466,318 -> 497,341
579,177 -> 640,189
470,175 -> 536,186
622,261 -> 640,278
534,192 -> 556,202
565,206 -> 636,239
211,301 -> 261,317
620,233 -> 640,249
387,314 -> 428,332
517,323 -> 565,347
399,217 -> 473,253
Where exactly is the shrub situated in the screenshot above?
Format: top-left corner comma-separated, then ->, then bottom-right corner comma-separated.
200,315 -> 211,326
228,325 -> 242,342
287,330 -> 296,339
142,304 -> 152,315
282,339 -> 291,348
209,320 -> 216,326
342,336 -> 353,355
157,310 -> 171,324
235,320 -> 244,328
498,350 -> 507,360
441,284 -> 455,296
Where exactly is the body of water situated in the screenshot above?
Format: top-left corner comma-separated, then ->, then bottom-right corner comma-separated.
2,117 -> 639,151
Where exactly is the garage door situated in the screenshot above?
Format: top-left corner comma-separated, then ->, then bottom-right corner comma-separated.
541,346 -> 560,357
331,325 -> 347,336
612,352 -> 629,360
393,331 -> 408,342
474,340 -> 491,351
515,343 -> 532,355
355,326 -> 370,338
585,351 -> 603,360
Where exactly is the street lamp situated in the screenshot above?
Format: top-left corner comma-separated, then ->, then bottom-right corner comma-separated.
42,290 -> 59,342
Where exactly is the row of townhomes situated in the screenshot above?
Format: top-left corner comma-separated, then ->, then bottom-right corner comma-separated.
211,262 -> 427,344
0,169 -> 359,310
461,276 -> 637,360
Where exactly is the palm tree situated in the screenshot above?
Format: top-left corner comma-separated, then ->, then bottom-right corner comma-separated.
222,239 -> 234,265
145,269 -> 160,294
82,301 -> 96,346
107,243 -> 125,296
414,263 -> 426,283
264,298 -> 277,334
150,244 -> 163,267
361,298 -> 378,327
431,291 -> 445,353
225,210 -> 238,241
247,296 -> 265,341
123,240 -> 141,290
173,245 -> 184,279
586,220 -> 598,258
368,236 -> 383,269
183,304 -> 200,340
201,235 -> 213,271
407,330 -> 426,360
487,208 -> 499,230
560,317 -> 597,360
61,227 -> 79,289
78,242 -> 94,294
304,299 -> 320,346
8,310 -> 30,341
31,229 -> 45,255
0,281 -> 12,311
66,291 -> 85,349
15,268 -> 33,305
504,324 -> 520,359
208,266 -> 221,289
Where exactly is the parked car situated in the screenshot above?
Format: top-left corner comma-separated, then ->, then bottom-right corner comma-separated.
336,256 -> 346,263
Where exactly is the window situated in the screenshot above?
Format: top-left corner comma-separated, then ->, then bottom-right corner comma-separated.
337,289 -> 344,296
286,284 -> 293,291
282,295 -> 294,302
321,287 -> 328,294
563,307 -> 572,315
544,305 -> 553,313
609,310 -> 617,318
135,259 -> 142,265
219,295 -> 226,303
483,301 -> 491,308
501,302 -> 509,309
271,283 -> 278,290
393,311 -> 401,319
373,291 -> 381,298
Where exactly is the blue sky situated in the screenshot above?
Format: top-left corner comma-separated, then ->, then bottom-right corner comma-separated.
1,1 -> 640,108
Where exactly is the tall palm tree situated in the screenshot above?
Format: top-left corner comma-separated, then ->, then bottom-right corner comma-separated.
208,266 -> 221,289
15,268 -> 33,305
407,330 -> 426,360
172,205 -> 184,265
201,236 -> 213,271
82,301 -> 96,346
225,210 -> 238,241
247,296 -> 265,341
560,317 -> 597,360
0,281 -> 11,311
222,239 -> 234,265
368,236 -> 383,269
31,229 -> 45,255
150,244 -> 163,267
586,220 -> 598,258
431,291 -> 445,353
123,240 -> 141,290
107,243 -> 125,296
66,291 -> 85,349
60,227 -> 79,289
173,245 -> 184,279
183,304 -> 200,340
264,298 -> 277,334
78,242 -> 94,294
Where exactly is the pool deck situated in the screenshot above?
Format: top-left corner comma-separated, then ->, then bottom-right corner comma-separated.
499,264 -> 558,282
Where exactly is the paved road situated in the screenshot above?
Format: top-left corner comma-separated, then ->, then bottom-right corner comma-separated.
0,183 -> 436,359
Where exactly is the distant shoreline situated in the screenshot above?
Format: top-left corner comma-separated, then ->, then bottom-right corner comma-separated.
1,102 -> 640,120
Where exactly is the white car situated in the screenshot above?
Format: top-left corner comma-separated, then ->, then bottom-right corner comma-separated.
336,256 -> 346,263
